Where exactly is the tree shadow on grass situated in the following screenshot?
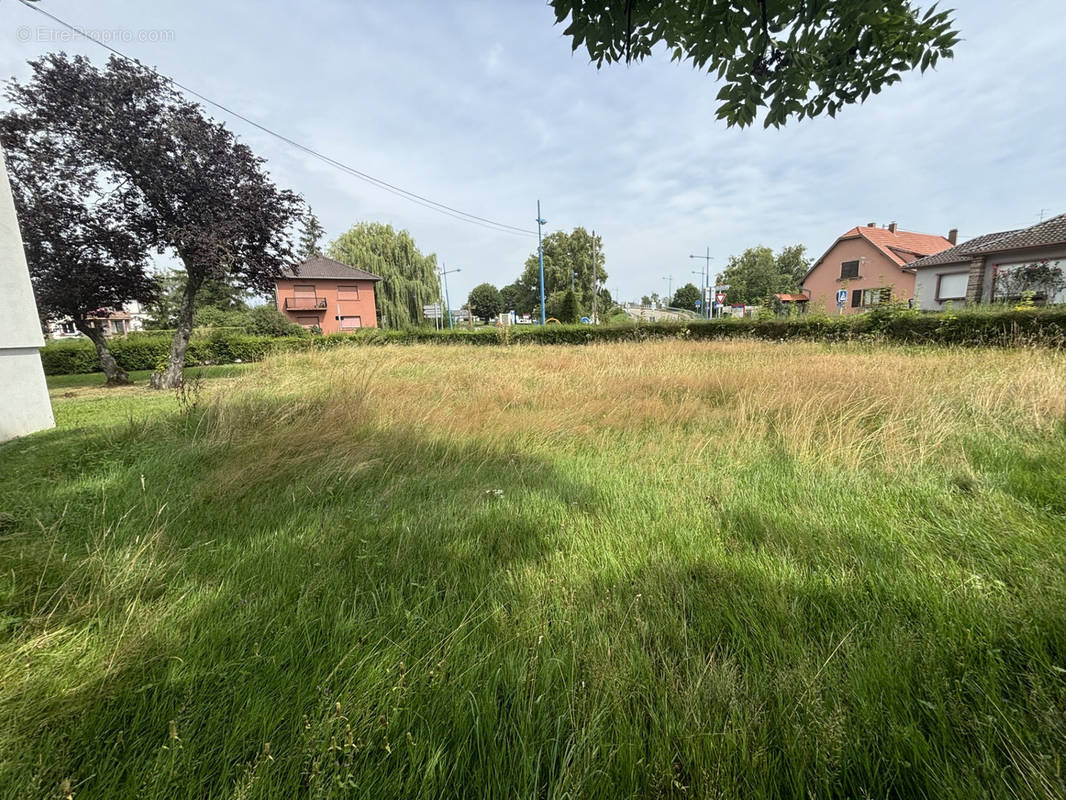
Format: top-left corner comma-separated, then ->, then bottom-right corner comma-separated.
0,404 -> 607,797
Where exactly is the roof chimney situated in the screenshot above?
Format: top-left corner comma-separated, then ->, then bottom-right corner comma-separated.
888,221 -> 898,234
867,222 -> 876,228
948,228 -> 958,245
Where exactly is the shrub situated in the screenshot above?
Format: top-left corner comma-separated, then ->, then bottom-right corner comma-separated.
38,309 -> 1066,375
244,305 -> 306,337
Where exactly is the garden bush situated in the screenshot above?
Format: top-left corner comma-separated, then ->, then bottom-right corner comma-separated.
39,308 -> 1066,375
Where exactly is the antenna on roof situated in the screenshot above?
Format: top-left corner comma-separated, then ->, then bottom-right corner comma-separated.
1039,208 -> 1049,222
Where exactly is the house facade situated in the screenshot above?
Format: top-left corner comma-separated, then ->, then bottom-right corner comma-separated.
800,222 -> 955,315
47,303 -> 146,339
275,256 -> 382,333
908,213 -> 1066,309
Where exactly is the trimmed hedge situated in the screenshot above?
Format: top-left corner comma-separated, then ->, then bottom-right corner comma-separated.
40,309 -> 1066,375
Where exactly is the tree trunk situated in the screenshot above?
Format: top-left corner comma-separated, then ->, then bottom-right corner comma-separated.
150,271 -> 200,389
75,319 -> 130,386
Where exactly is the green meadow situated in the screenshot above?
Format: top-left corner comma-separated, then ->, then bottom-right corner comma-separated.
1,341 -> 1064,799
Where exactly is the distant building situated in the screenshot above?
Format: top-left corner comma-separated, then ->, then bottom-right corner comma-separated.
907,213 -> 1066,309
800,222 -> 955,314
46,304 -> 143,339
274,256 -> 382,333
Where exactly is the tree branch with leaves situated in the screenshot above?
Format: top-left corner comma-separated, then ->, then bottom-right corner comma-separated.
552,0 -> 959,127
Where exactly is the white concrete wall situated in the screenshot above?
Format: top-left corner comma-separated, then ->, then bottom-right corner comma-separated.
0,145 -> 55,441
0,348 -> 55,441
914,264 -> 970,310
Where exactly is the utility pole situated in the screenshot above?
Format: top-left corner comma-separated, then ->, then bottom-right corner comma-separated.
591,229 -> 598,323
689,247 -> 713,319
663,274 -> 673,304
439,263 -> 461,330
536,200 -> 547,325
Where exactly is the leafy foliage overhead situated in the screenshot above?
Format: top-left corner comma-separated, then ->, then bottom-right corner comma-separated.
551,0 -> 959,127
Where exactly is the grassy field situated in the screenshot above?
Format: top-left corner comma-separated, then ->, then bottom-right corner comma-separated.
2,340 -> 1065,799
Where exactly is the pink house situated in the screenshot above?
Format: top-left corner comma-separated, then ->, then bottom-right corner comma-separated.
801,223 -> 955,315
274,256 -> 382,333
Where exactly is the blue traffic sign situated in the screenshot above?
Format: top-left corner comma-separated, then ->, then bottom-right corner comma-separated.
580,316 -> 591,324
836,289 -> 848,306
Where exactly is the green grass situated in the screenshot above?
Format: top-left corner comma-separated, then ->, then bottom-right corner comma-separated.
2,341 -> 1065,799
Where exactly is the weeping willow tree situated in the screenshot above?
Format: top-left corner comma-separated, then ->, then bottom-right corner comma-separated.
327,222 -> 440,328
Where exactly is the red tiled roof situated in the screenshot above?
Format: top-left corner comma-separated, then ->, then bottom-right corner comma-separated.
774,293 -> 809,302
280,256 -> 382,281
842,226 -> 955,267
801,224 -> 955,285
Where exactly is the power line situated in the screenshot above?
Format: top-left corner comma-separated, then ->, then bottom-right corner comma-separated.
16,0 -> 538,238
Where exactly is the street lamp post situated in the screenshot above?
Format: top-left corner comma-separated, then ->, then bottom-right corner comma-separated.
439,264 -> 461,330
663,274 -> 673,305
536,200 -> 547,325
689,248 -> 713,319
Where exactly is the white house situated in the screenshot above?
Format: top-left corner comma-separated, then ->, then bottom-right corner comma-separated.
909,214 -> 1066,310
0,145 -> 54,441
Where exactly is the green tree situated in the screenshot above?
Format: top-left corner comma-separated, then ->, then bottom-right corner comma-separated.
519,228 -> 606,314
776,244 -> 812,286
328,222 -> 439,329
7,54 -> 302,389
551,0 -> 958,128
145,269 -> 250,328
671,282 -> 702,311
500,281 -> 537,315
640,295 -> 652,306
718,245 -> 806,304
298,208 -> 325,258
245,305 -> 304,337
467,283 -> 503,320
559,289 -> 582,323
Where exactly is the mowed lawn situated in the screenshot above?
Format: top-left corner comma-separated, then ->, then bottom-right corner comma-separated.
2,341 -> 1065,799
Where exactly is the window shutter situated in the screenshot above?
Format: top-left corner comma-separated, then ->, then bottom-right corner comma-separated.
851,289 -> 862,308
840,260 -> 860,279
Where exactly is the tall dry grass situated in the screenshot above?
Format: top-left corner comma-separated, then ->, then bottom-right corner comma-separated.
198,340 -> 1066,479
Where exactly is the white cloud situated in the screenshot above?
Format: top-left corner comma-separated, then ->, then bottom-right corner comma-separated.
2,0 -> 1063,300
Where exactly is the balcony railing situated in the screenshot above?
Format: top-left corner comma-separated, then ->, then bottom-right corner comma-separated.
285,297 -> 327,310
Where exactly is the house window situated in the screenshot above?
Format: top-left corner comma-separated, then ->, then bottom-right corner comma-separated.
840,260 -> 860,280
111,319 -> 126,334
851,289 -> 862,308
861,288 -> 891,307
293,284 -> 318,305
60,321 -> 76,334
992,259 -> 1066,305
935,272 -> 969,302
296,316 -> 319,328
337,284 -> 360,302
338,315 -> 362,330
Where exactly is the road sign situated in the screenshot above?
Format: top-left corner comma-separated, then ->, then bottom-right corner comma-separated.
836,289 -> 847,306
580,316 -> 591,324
715,293 -> 726,304
423,304 -> 443,319
694,300 -> 702,309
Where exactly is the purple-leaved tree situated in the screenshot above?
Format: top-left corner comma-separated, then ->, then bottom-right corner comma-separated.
6,54 -> 302,388
0,110 -> 157,385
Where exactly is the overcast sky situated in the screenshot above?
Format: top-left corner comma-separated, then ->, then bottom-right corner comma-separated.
3,1 -> 1064,303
